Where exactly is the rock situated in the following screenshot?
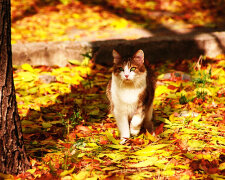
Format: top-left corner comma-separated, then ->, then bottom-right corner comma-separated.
179,111 -> 199,117
39,74 -> 56,84
12,31 -> 225,66
161,72 -> 191,81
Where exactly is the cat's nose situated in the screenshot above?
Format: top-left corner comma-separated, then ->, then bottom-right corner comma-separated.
125,75 -> 129,79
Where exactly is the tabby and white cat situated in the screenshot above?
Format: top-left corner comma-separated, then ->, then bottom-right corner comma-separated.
107,49 -> 156,144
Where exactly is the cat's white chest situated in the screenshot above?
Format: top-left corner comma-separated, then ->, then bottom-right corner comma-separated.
111,74 -> 146,107
117,87 -> 141,104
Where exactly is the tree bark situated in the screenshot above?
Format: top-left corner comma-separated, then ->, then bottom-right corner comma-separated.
0,0 -> 31,174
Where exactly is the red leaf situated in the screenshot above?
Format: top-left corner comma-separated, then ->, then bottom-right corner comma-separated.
62,143 -> 72,148
68,131 -> 77,140
99,136 -> 108,145
155,123 -> 164,135
42,156 -> 51,162
208,168 -> 219,174
190,160 -> 200,171
104,123 -> 117,128
167,85 -> 177,90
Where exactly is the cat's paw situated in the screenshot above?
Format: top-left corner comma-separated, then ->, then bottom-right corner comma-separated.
130,128 -> 140,136
120,138 -> 128,145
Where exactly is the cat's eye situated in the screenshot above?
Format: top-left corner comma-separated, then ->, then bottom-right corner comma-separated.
130,67 -> 136,72
119,67 -> 124,71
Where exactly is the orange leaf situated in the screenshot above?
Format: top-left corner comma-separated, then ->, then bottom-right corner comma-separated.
42,156 -> 51,162
68,131 -> 77,140
167,85 -> 177,90
155,123 -> 164,135
76,125 -> 91,133
62,143 -> 72,148
99,136 -> 108,145
208,168 -> 219,174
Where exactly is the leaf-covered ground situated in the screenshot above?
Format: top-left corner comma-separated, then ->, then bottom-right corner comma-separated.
5,54 -> 225,179
11,0 -> 225,43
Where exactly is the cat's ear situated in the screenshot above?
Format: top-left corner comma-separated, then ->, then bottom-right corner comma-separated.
133,50 -> 144,64
112,49 -> 121,64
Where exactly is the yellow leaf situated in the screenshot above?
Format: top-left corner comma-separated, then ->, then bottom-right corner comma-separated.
26,168 -> 36,174
68,59 -> 81,65
106,144 -> 129,150
145,130 -> 157,142
17,72 -> 37,82
180,175 -> 190,180
72,169 -> 90,180
161,170 -> 175,176
111,19 -> 128,29
72,13 -> 80,19
188,140 -> 205,150
135,144 -> 169,156
105,132 -> 119,145
60,166 -> 76,177
219,162 -> 225,170
0,173 -> 14,180
130,157 -> 158,167
193,113 -> 202,122
21,64 -> 34,72
155,85 -> 170,97
105,153 -> 126,162
86,143 -> 98,147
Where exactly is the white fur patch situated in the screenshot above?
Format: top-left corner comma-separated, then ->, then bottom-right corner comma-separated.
111,72 -> 146,114
131,114 -> 143,127
119,65 -> 135,80
130,114 -> 143,136
113,111 -> 130,139
111,71 -> 147,139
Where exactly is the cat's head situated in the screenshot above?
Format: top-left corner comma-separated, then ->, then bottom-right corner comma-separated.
112,49 -> 146,82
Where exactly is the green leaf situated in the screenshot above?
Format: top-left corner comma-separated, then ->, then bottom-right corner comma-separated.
42,122 -> 53,129
89,107 -> 100,116
21,120 -> 34,126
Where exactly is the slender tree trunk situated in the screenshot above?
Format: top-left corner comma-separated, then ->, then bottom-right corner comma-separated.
0,0 -> 31,174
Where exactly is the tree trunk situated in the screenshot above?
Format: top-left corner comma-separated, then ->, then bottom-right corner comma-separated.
0,0 -> 31,174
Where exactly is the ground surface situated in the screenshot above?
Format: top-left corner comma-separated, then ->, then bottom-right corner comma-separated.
4,1 -> 225,179
11,0 -> 225,43
6,54 -> 225,179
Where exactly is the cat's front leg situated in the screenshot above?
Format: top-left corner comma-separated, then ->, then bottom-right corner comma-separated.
114,110 -> 130,144
130,114 -> 144,136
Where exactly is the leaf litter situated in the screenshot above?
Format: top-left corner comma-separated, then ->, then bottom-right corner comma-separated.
12,54 -> 225,179
11,0 -> 225,43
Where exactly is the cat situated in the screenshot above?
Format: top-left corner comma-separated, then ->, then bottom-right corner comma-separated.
106,49 -> 156,144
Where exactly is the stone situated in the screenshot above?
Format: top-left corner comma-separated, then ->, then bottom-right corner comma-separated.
12,31 -> 225,66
